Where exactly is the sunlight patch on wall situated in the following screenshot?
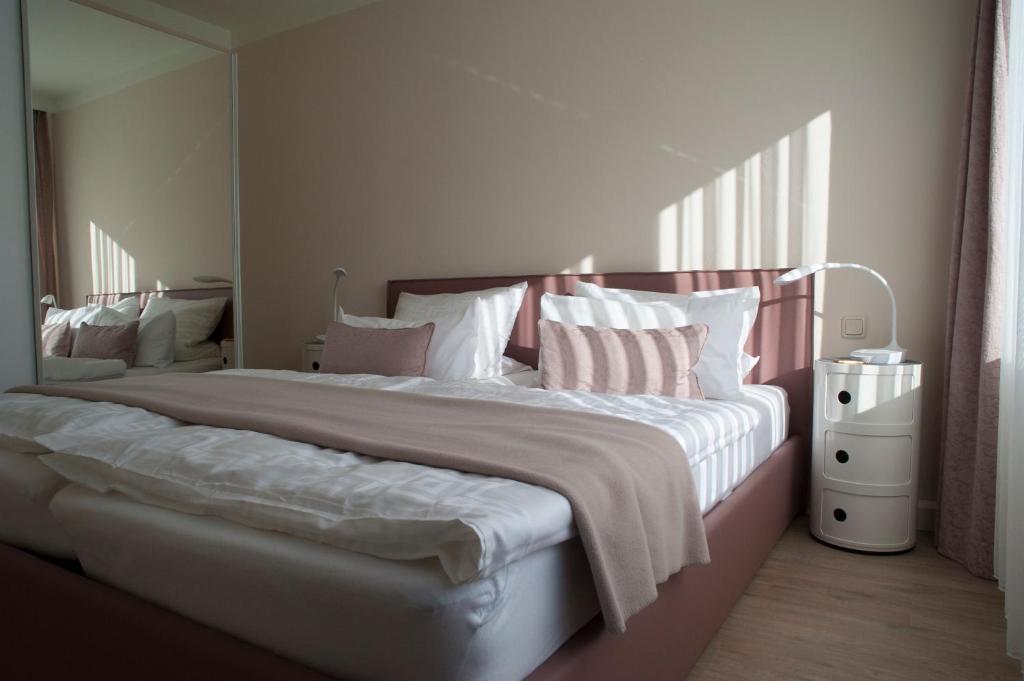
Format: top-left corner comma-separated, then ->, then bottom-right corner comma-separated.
89,221 -> 136,293
657,112 -> 832,354
658,112 -> 831,272
561,255 -> 595,274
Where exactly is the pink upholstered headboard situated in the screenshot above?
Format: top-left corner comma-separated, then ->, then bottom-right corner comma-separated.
387,269 -> 814,447
85,287 -> 233,342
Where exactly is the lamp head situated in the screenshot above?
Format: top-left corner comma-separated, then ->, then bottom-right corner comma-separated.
39,294 -> 56,306
333,267 -> 348,279
774,263 -> 834,285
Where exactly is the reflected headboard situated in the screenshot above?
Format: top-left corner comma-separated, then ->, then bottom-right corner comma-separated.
387,268 -> 814,447
85,287 -> 233,343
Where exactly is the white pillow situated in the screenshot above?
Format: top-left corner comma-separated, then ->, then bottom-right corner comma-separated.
47,303 -> 135,330
134,311 -> 177,368
97,297 -> 141,319
342,303 -> 483,381
394,282 -> 527,379
142,296 -> 227,362
501,356 -> 533,375
540,292 -> 751,400
575,283 -> 760,382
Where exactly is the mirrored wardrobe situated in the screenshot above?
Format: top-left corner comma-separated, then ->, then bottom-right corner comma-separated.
24,0 -> 239,383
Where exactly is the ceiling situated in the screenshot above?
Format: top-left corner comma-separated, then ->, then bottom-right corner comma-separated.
27,0 -> 379,112
148,0 -> 380,48
28,0 -> 218,111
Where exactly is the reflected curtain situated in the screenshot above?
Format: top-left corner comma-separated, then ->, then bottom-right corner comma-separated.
33,110 -> 59,304
937,0 -> 1008,579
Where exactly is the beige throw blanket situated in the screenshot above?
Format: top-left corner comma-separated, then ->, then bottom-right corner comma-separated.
13,373 -> 709,632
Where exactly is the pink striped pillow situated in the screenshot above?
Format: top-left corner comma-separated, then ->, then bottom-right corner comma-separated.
320,321 -> 435,377
538,319 -> 708,399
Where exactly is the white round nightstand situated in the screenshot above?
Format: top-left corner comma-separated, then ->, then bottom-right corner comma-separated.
810,358 -> 923,552
302,341 -> 324,373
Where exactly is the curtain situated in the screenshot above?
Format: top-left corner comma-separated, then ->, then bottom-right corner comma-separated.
998,0 -> 1024,663
937,0 -> 1009,579
33,110 -> 59,305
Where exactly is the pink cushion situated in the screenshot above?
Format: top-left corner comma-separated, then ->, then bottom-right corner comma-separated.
71,321 -> 140,367
538,319 -> 708,398
41,322 -> 72,357
320,321 -> 435,377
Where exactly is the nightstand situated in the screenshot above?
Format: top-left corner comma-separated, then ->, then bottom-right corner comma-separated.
302,341 -> 324,372
220,339 -> 236,370
810,358 -> 923,552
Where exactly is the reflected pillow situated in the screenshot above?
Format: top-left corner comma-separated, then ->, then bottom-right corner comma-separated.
134,311 -> 177,368
538,319 -> 708,399
320,321 -> 435,377
141,296 -> 226,362
40,322 -> 72,357
46,297 -> 139,327
71,321 -> 140,367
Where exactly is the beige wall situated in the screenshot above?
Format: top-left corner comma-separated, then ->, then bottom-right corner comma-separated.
53,53 -> 232,307
238,0 -> 975,507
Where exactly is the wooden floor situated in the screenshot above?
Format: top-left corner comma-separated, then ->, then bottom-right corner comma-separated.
689,516 -> 1021,681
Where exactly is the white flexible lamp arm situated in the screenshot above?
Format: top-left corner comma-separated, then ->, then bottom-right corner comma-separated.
774,262 -> 904,363
331,267 -> 348,323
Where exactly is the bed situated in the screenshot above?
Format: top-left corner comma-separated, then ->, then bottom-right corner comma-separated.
88,286 -> 234,376
0,268 -> 813,681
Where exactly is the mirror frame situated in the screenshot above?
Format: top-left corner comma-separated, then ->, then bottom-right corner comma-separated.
19,0 -> 243,383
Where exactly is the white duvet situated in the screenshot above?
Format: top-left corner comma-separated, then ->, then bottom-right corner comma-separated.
0,369 -> 785,582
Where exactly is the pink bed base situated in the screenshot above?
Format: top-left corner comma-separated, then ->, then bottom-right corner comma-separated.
1,268 -> 813,681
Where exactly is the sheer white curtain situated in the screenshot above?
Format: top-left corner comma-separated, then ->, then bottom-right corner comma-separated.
997,0 -> 1024,665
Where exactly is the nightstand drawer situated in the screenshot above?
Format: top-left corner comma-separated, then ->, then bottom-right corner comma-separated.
819,490 -> 911,548
302,345 -> 323,372
825,372 -> 917,425
823,431 -> 912,485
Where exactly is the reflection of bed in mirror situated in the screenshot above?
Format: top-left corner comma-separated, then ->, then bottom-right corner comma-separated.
87,286 -> 233,377
40,286 -> 233,383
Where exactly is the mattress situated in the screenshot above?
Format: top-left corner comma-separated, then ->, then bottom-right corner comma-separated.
44,382 -> 789,681
0,448 -> 74,559
125,357 -> 222,376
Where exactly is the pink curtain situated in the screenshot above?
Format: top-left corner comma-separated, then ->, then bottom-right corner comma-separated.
33,110 -> 59,305
937,0 -> 1009,578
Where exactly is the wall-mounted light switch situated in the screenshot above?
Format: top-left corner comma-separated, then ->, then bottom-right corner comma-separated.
842,316 -> 866,339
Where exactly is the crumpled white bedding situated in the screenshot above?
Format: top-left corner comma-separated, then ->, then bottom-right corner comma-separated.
0,370 -> 787,582
42,356 -> 126,383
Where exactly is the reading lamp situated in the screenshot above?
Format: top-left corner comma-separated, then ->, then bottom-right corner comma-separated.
332,266 -> 348,322
775,262 -> 905,365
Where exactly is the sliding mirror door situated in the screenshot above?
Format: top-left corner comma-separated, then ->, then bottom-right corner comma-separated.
25,0 -> 238,383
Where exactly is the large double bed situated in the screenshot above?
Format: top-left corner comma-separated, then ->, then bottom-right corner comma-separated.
0,268 -> 813,681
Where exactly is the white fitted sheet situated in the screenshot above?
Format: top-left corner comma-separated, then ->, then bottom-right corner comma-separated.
44,383 -> 788,681
0,448 -> 75,558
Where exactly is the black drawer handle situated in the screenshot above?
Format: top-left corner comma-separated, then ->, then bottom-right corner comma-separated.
833,508 -> 847,522
312,361 -> 320,371
838,390 -> 852,405
835,449 -> 849,464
